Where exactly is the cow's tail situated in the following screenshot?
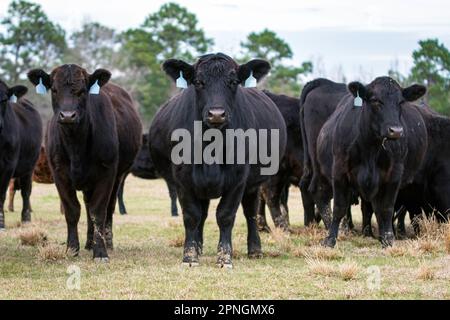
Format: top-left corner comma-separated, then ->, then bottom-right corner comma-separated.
299,79 -> 325,193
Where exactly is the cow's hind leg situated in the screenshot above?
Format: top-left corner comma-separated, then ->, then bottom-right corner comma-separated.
105,176 -> 123,250
117,180 -> 127,215
8,180 -> 15,212
196,199 -> 209,255
242,189 -> 263,259
322,177 -> 352,248
83,190 -> 94,250
0,169 -> 15,230
166,180 -> 179,217
361,200 -> 374,237
19,174 -> 33,223
256,187 -> 271,233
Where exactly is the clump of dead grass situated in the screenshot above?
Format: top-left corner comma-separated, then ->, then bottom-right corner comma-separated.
19,226 -> 47,246
168,236 -> 184,248
268,227 -> 293,253
306,257 -> 334,277
338,261 -> 359,281
417,264 -> 435,280
296,245 -> 343,261
37,243 -> 67,262
444,223 -> 450,254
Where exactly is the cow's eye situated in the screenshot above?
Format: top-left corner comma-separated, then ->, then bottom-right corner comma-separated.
370,98 -> 383,106
193,80 -> 204,88
229,79 -> 240,86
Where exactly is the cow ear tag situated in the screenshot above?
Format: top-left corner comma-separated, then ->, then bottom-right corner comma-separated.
176,71 -> 188,89
89,80 -> 100,95
244,71 -> 257,88
9,94 -> 17,103
36,78 -> 47,95
354,90 -> 363,107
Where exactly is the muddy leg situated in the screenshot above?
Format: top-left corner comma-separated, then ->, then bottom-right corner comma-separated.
19,174 -> 33,223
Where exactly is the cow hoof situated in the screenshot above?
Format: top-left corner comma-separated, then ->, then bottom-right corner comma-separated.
321,237 -> 336,248
257,225 -> 271,233
181,262 -> 199,267
94,257 -> 110,263
248,251 -> 263,259
119,212 -> 127,215
85,241 -> 93,251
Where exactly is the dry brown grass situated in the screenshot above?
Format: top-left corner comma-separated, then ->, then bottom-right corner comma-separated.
19,226 -> 47,246
417,264 -> 435,281
386,245 -> 409,257
268,227 -> 293,253
298,245 -> 343,260
306,257 -> 334,277
37,243 -> 67,262
445,224 -> 450,254
338,261 -> 359,281
168,236 -> 184,248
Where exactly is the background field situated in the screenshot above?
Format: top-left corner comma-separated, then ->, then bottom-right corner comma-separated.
0,177 -> 449,300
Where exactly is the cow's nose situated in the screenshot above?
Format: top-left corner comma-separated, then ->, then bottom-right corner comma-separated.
387,126 -> 403,139
207,108 -> 226,124
59,110 -> 78,124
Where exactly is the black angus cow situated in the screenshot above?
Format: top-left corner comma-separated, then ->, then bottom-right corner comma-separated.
313,77 -> 427,248
150,53 -> 287,268
28,65 -> 142,261
117,133 -> 178,217
363,105 -> 450,236
0,81 -> 42,229
256,91 -> 315,232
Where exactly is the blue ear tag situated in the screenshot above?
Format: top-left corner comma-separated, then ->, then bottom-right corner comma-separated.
176,71 -> 188,89
244,71 -> 257,88
89,80 -> 100,95
9,94 -> 17,103
36,78 -> 47,95
354,90 -> 363,107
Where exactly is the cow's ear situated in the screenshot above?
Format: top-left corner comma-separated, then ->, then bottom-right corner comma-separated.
403,84 -> 426,102
27,69 -> 51,89
238,59 -> 271,84
162,59 -> 195,84
348,81 -> 368,100
7,85 -> 28,99
89,69 -> 111,88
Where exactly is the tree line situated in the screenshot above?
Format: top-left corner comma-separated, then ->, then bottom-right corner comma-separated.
1,0 -> 449,123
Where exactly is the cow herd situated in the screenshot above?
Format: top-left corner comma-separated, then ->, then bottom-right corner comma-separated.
0,53 -> 449,268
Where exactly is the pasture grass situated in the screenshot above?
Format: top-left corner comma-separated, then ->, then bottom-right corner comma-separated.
0,177 -> 449,299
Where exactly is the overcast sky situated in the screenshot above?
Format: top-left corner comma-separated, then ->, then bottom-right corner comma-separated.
1,0 -> 449,80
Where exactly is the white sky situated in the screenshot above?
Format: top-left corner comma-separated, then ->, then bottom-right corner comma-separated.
1,0 -> 449,80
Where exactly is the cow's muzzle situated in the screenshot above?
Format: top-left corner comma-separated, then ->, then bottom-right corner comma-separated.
58,111 -> 79,124
387,126 -> 403,140
207,108 -> 227,127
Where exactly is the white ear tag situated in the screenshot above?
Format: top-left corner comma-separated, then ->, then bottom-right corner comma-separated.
9,94 -> 17,103
89,80 -> 100,95
354,91 -> 363,107
176,71 -> 188,89
36,78 -> 47,95
244,71 -> 257,88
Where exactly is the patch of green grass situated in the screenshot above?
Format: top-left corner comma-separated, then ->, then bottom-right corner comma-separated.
0,177 -> 449,299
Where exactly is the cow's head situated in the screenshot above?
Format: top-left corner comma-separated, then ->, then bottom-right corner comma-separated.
0,80 -> 28,133
28,65 -> 111,125
348,77 -> 426,140
163,53 -> 270,129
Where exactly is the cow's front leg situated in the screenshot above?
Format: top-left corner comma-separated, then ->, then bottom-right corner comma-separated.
0,170 -> 14,230
19,173 -> 33,223
87,173 -> 116,261
373,182 -> 401,248
216,184 -> 245,268
178,189 -> 204,266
